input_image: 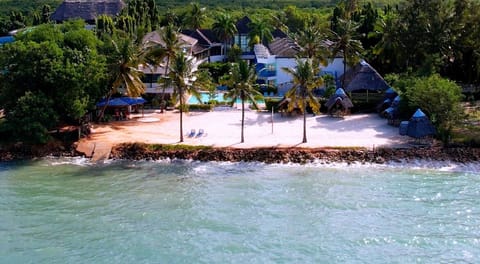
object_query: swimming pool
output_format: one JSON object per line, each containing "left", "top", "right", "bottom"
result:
{"left": 188, "top": 92, "right": 265, "bottom": 105}
{"left": 188, "top": 92, "right": 227, "bottom": 104}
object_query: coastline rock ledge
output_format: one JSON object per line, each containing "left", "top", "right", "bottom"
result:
{"left": 109, "top": 143, "right": 480, "bottom": 164}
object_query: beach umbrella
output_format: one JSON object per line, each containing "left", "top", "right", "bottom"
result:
{"left": 96, "top": 97, "right": 146, "bottom": 107}
{"left": 406, "top": 108, "right": 436, "bottom": 138}
{"left": 96, "top": 97, "right": 131, "bottom": 107}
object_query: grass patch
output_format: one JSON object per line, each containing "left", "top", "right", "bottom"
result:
{"left": 146, "top": 144, "right": 213, "bottom": 151}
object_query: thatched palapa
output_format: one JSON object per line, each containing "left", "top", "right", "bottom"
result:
{"left": 341, "top": 60, "right": 390, "bottom": 92}
{"left": 325, "top": 88, "right": 354, "bottom": 116}
{"left": 51, "top": 0, "right": 126, "bottom": 24}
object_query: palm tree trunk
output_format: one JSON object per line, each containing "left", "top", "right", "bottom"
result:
{"left": 161, "top": 58, "right": 170, "bottom": 113}
{"left": 302, "top": 97, "right": 307, "bottom": 143}
{"left": 342, "top": 50, "right": 347, "bottom": 89}
{"left": 179, "top": 87, "right": 184, "bottom": 142}
{"left": 241, "top": 97, "right": 245, "bottom": 143}
{"left": 97, "top": 90, "right": 113, "bottom": 121}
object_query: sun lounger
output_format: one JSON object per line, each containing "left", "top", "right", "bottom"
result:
{"left": 187, "top": 129, "right": 196, "bottom": 137}
{"left": 196, "top": 129, "right": 205, "bottom": 137}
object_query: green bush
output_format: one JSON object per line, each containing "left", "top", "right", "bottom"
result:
{"left": 188, "top": 104, "right": 213, "bottom": 111}
{"left": 265, "top": 98, "right": 282, "bottom": 112}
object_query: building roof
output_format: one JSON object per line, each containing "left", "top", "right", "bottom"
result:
{"left": 236, "top": 16, "right": 252, "bottom": 34}
{"left": 143, "top": 30, "right": 198, "bottom": 48}
{"left": 51, "top": 0, "right": 126, "bottom": 23}
{"left": 268, "top": 37, "right": 300, "bottom": 57}
{"left": 341, "top": 60, "right": 390, "bottom": 92}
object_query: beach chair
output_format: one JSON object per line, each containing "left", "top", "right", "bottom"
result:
{"left": 187, "top": 129, "right": 196, "bottom": 138}
{"left": 196, "top": 129, "right": 205, "bottom": 137}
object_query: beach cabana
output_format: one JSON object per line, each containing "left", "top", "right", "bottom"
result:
{"left": 340, "top": 60, "right": 390, "bottom": 103}
{"left": 96, "top": 97, "right": 146, "bottom": 120}
{"left": 325, "top": 88, "right": 354, "bottom": 117}
{"left": 406, "top": 108, "right": 436, "bottom": 139}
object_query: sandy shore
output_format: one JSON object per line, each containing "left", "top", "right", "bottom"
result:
{"left": 82, "top": 109, "right": 409, "bottom": 149}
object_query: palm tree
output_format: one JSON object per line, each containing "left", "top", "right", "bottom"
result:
{"left": 248, "top": 17, "right": 274, "bottom": 45}
{"left": 224, "top": 60, "right": 262, "bottom": 143}
{"left": 183, "top": 2, "right": 207, "bottom": 30}
{"left": 368, "top": 13, "right": 401, "bottom": 71}
{"left": 282, "top": 58, "right": 323, "bottom": 143}
{"left": 169, "top": 52, "right": 202, "bottom": 142}
{"left": 296, "top": 21, "right": 329, "bottom": 67}
{"left": 150, "top": 24, "right": 181, "bottom": 112}
{"left": 329, "top": 18, "right": 364, "bottom": 88}
{"left": 98, "top": 33, "right": 149, "bottom": 119}
{"left": 212, "top": 12, "right": 237, "bottom": 60}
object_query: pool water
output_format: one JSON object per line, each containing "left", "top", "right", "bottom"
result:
{"left": 188, "top": 92, "right": 264, "bottom": 105}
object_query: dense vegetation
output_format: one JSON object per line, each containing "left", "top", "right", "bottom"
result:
{"left": 1, "top": 0, "right": 479, "bottom": 146}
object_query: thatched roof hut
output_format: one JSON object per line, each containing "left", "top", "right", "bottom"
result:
{"left": 51, "top": 0, "right": 126, "bottom": 24}
{"left": 341, "top": 60, "right": 390, "bottom": 92}
{"left": 325, "top": 88, "right": 354, "bottom": 116}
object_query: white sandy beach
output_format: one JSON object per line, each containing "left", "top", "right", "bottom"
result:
{"left": 82, "top": 109, "right": 409, "bottom": 149}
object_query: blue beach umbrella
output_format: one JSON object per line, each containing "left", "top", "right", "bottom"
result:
{"left": 96, "top": 97, "right": 146, "bottom": 107}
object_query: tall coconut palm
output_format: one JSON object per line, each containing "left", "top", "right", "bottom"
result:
{"left": 169, "top": 52, "right": 202, "bottom": 142}
{"left": 282, "top": 58, "right": 323, "bottom": 143}
{"left": 297, "top": 21, "right": 330, "bottom": 67}
{"left": 151, "top": 24, "right": 181, "bottom": 112}
{"left": 329, "top": 18, "right": 364, "bottom": 88}
{"left": 212, "top": 12, "right": 237, "bottom": 59}
{"left": 248, "top": 17, "right": 274, "bottom": 45}
{"left": 224, "top": 60, "right": 262, "bottom": 143}
{"left": 183, "top": 2, "right": 207, "bottom": 30}
{"left": 98, "top": 33, "right": 149, "bottom": 119}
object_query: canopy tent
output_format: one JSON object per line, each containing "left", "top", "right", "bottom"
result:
{"left": 406, "top": 109, "right": 436, "bottom": 138}
{"left": 325, "top": 88, "right": 354, "bottom": 116}
{"left": 96, "top": 97, "right": 146, "bottom": 107}
{"left": 340, "top": 60, "right": 390, "bottom": 92}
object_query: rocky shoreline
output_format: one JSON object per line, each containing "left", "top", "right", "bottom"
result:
{"left": 109, "top": 143, "right": 480, "bottom": 164}
{"left": 1, "top": 142, "right": 480, "bottom": 164}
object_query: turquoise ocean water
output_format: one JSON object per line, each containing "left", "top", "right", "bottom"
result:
{"left": 1, "top": 158, "right": 479, "bottom": 263}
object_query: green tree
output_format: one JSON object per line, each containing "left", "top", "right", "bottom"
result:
{"left": 212, "top": 12, "right": 237, "bottom": 59}
{"left": 122, "top": 0, "right": 160, "bottom": 33}
{"left": 282, "top": 58, "right": 323, "bottom": 143}
{"left": 183, "top": 2, "right": 207, "bottom": 30}
{"left": 405, "top": 74, "right": 464, "bottom": 143}
{"left": 329, "top": 18, "right": 364, "bottom": 88}
{"left": 368, "top": 12, "right": 401, "bottom": 72}
{"left": 0, "top": 23, "right": 107, "bottom": 143}
{"left": 224, "top": 60, "right": 262, "bottom": 143}
{"left": 151, "top": 24, "right": 181, "bottom": 112}
{"left": 3, "top": 91, "right": 58, "bottom": 144}
{"left": 296, "top": 21, "right": 329, "bottom": 67}
{"left": 96, "top": 14, "right": 115, "bottom": 37}
{"left": 169, "top": 53, "right": 202, "bottom": 142}
{"left": 248, "top": 17, "right": 274, "bottom": 45}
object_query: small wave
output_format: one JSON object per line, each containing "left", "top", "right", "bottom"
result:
{"left": 41, "top": 156, "right": 92, "bottom": 167}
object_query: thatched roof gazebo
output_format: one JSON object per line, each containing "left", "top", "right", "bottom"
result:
{"left": 341, "top": 60, "right": 390, "bottom": 92}
{"left": 325, "top": 88, "right": 354, "bottom": 117}
{"left": 51, "top": 0, "right": 126, "bottom": 24}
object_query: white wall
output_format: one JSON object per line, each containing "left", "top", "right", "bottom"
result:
{"left": 275, "top": 58, "right": 297, "bottom": 85}
{"left": 320, "top": 57, "right": 347, "bottom": 78}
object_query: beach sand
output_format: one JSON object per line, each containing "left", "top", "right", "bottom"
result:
{"left": 81, "top": 109, "right": 408, "bottom": 149}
